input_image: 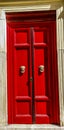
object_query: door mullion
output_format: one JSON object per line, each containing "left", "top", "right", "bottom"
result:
{"left": 31, "top": 27, "right": 35, "bottom": 123}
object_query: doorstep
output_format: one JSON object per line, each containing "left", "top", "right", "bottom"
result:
{"left": 0, "top": 125, "right": 64, "bottom": 130}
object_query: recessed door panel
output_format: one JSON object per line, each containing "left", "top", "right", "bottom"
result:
{"left": 34, "top": 31, "right": 44, "bottom": 43}
{"left": 34, "top": 48, "right": 46, "bottom": 96}
{"left": 15, "top": 28, "right": 29, "bottom": 44}
{"left": 14, "top": 48, "right": 30, "bottom": 96}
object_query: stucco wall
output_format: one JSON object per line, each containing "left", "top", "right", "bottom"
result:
{"left": 0, "top": 0, "right": 64, "bottom": 129}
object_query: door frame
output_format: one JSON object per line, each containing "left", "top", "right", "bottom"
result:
{"left": 6, "top": 11, "right": 60, "bottom": 124}
{"left": 0, "top": 2, "right": 63, "bottom": 126}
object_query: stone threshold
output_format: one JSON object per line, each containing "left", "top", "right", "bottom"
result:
{"left": 0, "top": 124, "right": 64, "bottom": 130}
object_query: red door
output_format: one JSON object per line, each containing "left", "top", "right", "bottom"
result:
{"left": 33, "top": 27, "right": 50, "bottom": 123}
{"left": 7, "top": 11, "right": 60, "bottom": 124}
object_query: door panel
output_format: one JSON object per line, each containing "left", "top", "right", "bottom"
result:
{"left": 34, "top": 31, "right": 44, "bottom": 43}
{"left": 33, "top": 28, "right": 50, "bottom": 123}
{"left": 15, "top": 28, "right": 29, "bottom": 44}
{"left": 34, "top": 48, "right": 46, "bottom": 96}
{"left": 14, "top": 28, "right": 32, "bottom": 123}
{"left": 14, "top": 49, "right": 30, "bottom": 96}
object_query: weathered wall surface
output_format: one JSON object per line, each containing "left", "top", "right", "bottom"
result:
{"left": 0, "top": 0, "right": 64, "bottom": 129}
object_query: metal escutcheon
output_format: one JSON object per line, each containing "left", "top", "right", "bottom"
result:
{"left": 20, "top": 66, "right": 26, "bottom": 74}
{"left": 39, "top": 65, "right": 44, "bottom": 72}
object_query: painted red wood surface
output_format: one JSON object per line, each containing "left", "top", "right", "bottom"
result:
{"left": 33, "top": 27, "right": 49, "bottom": 123}
{"left": 7, "top": 11, "right": 60, "bottom": 124}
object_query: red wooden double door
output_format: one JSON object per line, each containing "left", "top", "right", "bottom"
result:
{"left": 7, "top": 11, "right": 60, "bottom": 124}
